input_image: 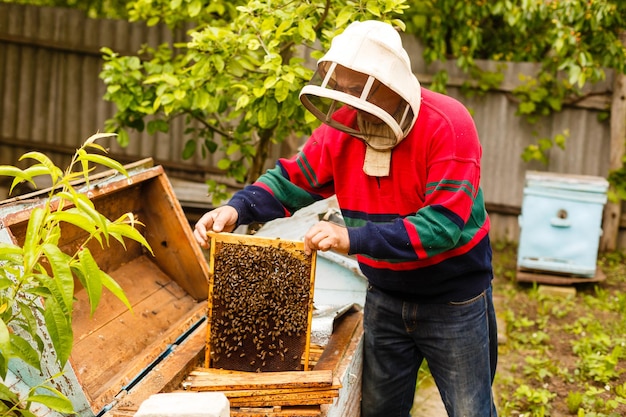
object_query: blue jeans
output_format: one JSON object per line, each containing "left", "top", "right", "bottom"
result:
{"left": 361, "top": 284, "right": 498, "bottom": 417}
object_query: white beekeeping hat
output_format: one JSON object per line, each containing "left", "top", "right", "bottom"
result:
{"left": 300, "top": 20, "right": 422, "bottom": 176}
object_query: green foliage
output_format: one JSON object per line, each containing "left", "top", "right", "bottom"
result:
{"left": 567, "top": 385, "right": 626, "bottom": 416}
{"left": 567, "top": 390, "right": 586, "bottom": 414}
{"left": 607, "top": 166, "right": 626, "bottom": 204}
{"left": 405, "top": 0, "right": 625, "bottom": 105}
{"left": 100, "top": 0, "right": 410, "bottom": 188}
{"left": 569, "top": 317, "right": 626, "bottom": 384}
{"left": 402, "top": 0, "right": 626, "bottom": 165}
{"left": 510, "top": 384, "right": 556, "bottom": 417}
{"left": 521, "top": 129, "right": 569, "bottom": 166}
{"left": 0, "top": 133, "right": 152, "bottom": 415}
{"left": 493, "top": 249, "right": 626, "bottom": 416}
{"left": 522, "top": 356, "right": 556, "bottom": 382}
{"left": 0, "top": 374, "right": 74, "bottom": 416}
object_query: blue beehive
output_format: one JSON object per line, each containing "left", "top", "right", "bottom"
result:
{"left": 517, "top": 171, "right": 609, "bottom": 278}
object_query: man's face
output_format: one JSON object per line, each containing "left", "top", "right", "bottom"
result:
{"left": 299, "top": 60, "right": 415, "bottom": 144}
{"left": 330, "top": 64, "right": 404, "bottom": 124}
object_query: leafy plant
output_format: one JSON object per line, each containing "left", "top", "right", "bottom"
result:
{"left": 403, "top": 0, "right": 625, "bottom": 168}
{"left": 522, "top": 356, "right": 555, "bottom": 382}
{"left": 0, "top": 133, "right": 152, "bottom": 416}
{"left": 521, "top": 130, "right": 569, "bottom": 166}
{"left": 573, "top": 385, "right": 626, "bottom": 416}
{"left": 572, "top": 332, "right": 625, "bottom": 384}
{"left": 491, "top": 243, "right": 626, "bottom": 416}
{"left": 100, "top": 0, "right": 409, "bottom": 191}
{"left": 511, "top": 384, "right": 556, "bottom": 417}
{"left": 567, "top": 390, "right": 584, "bottom": 413}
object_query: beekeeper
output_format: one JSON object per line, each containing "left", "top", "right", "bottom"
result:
{"left": 194, "top": 20, "right": 498, "bottom": 417}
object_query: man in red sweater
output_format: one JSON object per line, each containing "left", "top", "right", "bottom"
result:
{"left": 194, "top": 20, "right": 498, "bottom": 417}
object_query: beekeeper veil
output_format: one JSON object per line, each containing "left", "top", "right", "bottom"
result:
{"left": 299, "top": 20, "right": 421, "bottom": 177}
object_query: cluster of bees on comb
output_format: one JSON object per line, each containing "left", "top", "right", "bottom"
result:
{"left": 210, "top": 242, "right": 312, "bottom": 372}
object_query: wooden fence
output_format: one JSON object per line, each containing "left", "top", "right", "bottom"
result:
{"left": 1, "top": 3, "right": 625, "bottom": 249}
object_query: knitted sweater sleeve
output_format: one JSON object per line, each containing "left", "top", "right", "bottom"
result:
{"left": 226, "top": 128, "right": 337, "bottom": 225}
{"left": 347, "top": 98, "right": 488, "bottom": 263}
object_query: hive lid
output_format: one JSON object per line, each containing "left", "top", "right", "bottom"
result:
{"left": 525, "top": 171, "right": 609, "bottom": 193}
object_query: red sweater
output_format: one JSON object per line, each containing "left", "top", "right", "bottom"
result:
{"left": 229, "top": 88, "right": 493, "bottom": 302}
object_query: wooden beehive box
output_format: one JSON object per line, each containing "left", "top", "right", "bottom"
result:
{"left": 0, "top": 161, "right": 210, "bottom": 417}
{"left": 206, "top": 232, "right": 317, "bottom": 373}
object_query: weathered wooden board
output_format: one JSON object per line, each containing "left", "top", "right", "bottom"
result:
{"left": 106, "top": 321, "right": 208, "bottom": 417}
{"left": 228, "top": 392, "right": 337, "bottom": 407}
{"left": 71, "top": 257, "right": 206, "bottom": 405}
{"left": 319, "top": 310, "right": 363, "bottom": 417}
{"left": 216, "top": 386, "right": 339, "bottom": 399}
{"left": 516, "top": 268, "right": 606, "bottom": 285}
{"left": 187, "top": 369, "right": 333, "bottom": 391}
{"left": 231, "top": 406, "right": 322, "bottom": 417}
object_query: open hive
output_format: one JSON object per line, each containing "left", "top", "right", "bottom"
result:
{"left": 206, "top": 232, "right": 317, "bottom": 372}
{"left": 149, "top": 225, "right": 365, "bottom": 415}
{"left": 0, "top": 162, "right": 212, "bottom": 417}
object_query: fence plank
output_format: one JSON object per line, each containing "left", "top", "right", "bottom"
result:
{"left": 601, "top": 31, "right": 626, "bottom": 251}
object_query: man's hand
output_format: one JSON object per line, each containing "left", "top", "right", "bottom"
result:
{"left": 304, "top": 221, "right": 350, "bottom": 255}
{"left": 193, "top": 206, "right": 239, "bottom": 249}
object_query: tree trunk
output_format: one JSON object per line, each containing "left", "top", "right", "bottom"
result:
{"left": 247, "top": 128, "right": 273, "bottom": 184}
{"left": 600, "top": 30, "right": 626, "bottom": 251}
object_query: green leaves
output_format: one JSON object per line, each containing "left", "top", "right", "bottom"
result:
{"left": 41, "top": 244, "right": 74, "bottom": 314}
{"left": 521, "top": 129, "right": 570, "bottom": 165}
{"left": 75, "top": 248, "right": 104, "bottom": 316}
{"left": 0, "top": 151, "right": 63, "bottom": 195}
{"left": 22, "top": 208, "right": 46, "bottom": 272}
{"left": 101, "top": 0, "right": 408, "bottom": 184}
{"left": 10, "top": 333, "right": 41, "bottom": 371}
{"left": 405, "top": 0, "right": 626, "bottom": 119}
{"left": 0, "top": 320, "right": 11, "bottom": 366}
{"left": 76, "top": 148, "right": 128, "bottom": 180}
{"left": 42, "top": 296, "right": 73, "bottom": 366}
{"left": 0, "top": 136, "right": 153, "bottom": 415}
{"left": 257, "top": 98, "right": 278, "bottom": 129}
{"left": 108, "top": 213, "right": 151, "bottom": 254}
{"left": 27, "top": 392, "right": 74, "bottom": 415}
